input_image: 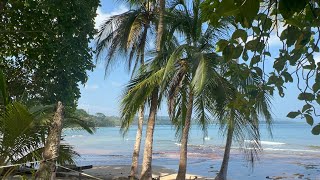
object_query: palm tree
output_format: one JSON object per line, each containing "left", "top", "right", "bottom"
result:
{"left": 95, "top": 1, "right": 158, "bottom": 179}
{"left": 139, "top": 0, "right": 166, "bottom": 178}
{"left": 160, "top": 1, "right": 231, "bottom": 179}
{"left": 214, "top": 62, "right": 273, "bottom": 180}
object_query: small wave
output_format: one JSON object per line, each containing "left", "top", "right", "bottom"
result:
{"left": 204, "top": 136, "right": 211, "bottom": 140}
{"left": 244, "top": 140, "right": 285, "bottom": 145}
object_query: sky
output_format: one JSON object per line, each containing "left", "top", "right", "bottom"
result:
{"left": 77, "top": 0, "right": 320, "bottom": 121}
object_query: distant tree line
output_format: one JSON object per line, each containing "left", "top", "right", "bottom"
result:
{"left": 73, "top": 109, "right": 177, "bottom": 127}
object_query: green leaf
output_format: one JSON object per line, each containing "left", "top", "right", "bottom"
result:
{"left": 263, "top": 51, "right": 271, "bottom": 57}
{"left": 238, "top": 0, "right": 260, "bottom": 27}
{"left": 252, "top": 26, "right": 260, "bottom": 35}
{"left": 262, "top": 18, "right": 272, "bottom": 32}
{"left": 223, "top": 44, "right": 234, "bottom": 61}
{"left": 245, "top": 39, "right": 259, "bottom": 51}
{"left": 302, "top": 103, "right": 312, "bottom": 113}
{"left": 252, "top": 67, "right": 262, "bottom": 77}
{"left": 298, "top": 92, "right": 314, "bottom": 101}
{"left": 279, "top": 0, "right": 307, "bottom": 19}
{"left": 273, "top": 57, "right": 286, "bottom": 72}
{"left": 216, "top": 39, "right": 229, "bottom": 52}
{"left": 232, "top": 45, "right": 243, "bottom": 59}
{"left": 232, "top": 29, "right": 248, "bottom": 42}
{"left": 311, "top": 124, "right": 320, "bottom": 135}
{"left": 287, "top": 111, "right": 300, "bottom": 118}
{"left": 304, "top": 114, "right": 313, "bottom": 126}
{"left": 250, "top": 55, "right": 260, "bottom": 66}
{"left": 242, "top": 50, "right": 249, "bottom": 61}
{"left": 281, "top": 71, "right": 293, "bottom": 82}
{"left": 312, "top": 83, "right": 320, "bottom": 93}
{"left": 216, "top": 0, "right": 239, "bottom": 16}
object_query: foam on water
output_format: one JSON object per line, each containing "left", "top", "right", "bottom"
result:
{"left": 244, "top": 140, "right": 286, "bottom": 145}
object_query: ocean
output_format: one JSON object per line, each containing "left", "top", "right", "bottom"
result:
{"left": 63, "top": 120, "right": 320, "bottom": 179}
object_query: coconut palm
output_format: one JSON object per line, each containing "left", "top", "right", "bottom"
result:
{"left": 214, "top": 62, "right": 273, "bottom": 180}
{"left": 95, "top": 1, "right": 158, "bottom": 178}
{"left": 159, "top": 1, "right": 232, "bottom": 179}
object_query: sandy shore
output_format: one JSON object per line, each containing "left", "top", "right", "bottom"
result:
{"left": 57, "top": 165, "right": 203, "bottom": 180}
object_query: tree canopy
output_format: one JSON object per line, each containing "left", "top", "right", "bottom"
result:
{"left": 201, "top": 0, "right": 320, "bottom": 135}
{"left": 0, "top": 0, "right": 99, "bottom": 108}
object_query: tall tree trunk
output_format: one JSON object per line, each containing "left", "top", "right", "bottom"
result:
{"left": 140, "top": 0, "right": 164, "bottom": 178}
{"left": 214, "top": 124, "right": 234, "bottom": 180}
{"left": 140, "top": 89, "right": 158, "bottom": 180}
{"left": 176, "top": 92, "right": 194, "bottom": 180}
{"left": 156, "top": 0, "right": 165, "bottom": 52}
{"left": 130, "top": 106, "right": 144, "bottom": 180}
{"left": 36, "top": 101, "right": 64, "bottom": 180}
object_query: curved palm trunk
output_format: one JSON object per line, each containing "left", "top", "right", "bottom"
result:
{"left": 36, "top": 101, "right": 64, "bottom": 179}
{"left": 140, "top": 89, "right": 158, "bottom": 180}
{"left": 214, "top": 125, "right": 234, "bottom": 180}
{"left": 130, "top": 106, "right": 144, "bottom": 179}
{"left": 176, "top": 92, "right": 194, "bottom": 180}
{"left": 140, "top": 0, "right": 164, "bottom": 178}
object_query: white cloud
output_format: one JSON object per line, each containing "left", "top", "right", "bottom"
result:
{"left": 84, "top": 84, "right": 99, "bottom": 90}
{"left": 95, "top": 6, "right": 128, "bottom": 29}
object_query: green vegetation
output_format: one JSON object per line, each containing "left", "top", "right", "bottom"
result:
{"left": 200, "top": 0, "right": 320, "bottom": 135}
{"left": 0, "top": 0, "right": 320, "bottom": 179}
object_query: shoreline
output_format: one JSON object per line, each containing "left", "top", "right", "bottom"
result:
{"left": 57, "top": 165, "right": 202, "bottom": 180}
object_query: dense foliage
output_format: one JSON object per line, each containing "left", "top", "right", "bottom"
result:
{"left": 201, "top": 0, "right": 320, "bottom": 135}
{"left": 0, "top": 0, "right": 99, "bottom": 108}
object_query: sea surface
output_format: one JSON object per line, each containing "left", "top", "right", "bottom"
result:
{"left": 63, "top": 120, "right": 320, "bottom": 179}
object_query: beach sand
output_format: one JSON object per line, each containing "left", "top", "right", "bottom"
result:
{"left": 57, "top": 165, "right": 203, "bottom": 180}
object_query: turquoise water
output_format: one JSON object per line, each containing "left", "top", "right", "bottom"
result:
{"left": 63, "top": 121, "right": 320, "bottom": 179}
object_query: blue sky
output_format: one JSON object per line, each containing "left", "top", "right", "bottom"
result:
{"left": 77, "top": 0, "right": 320, "bottom": 121}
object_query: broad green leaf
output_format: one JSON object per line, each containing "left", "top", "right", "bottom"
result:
{"left": 298, "top": 92, "right": 314, "bottom": 101}
{"left": 262, "top": 18, "right": 272, "bottom": 32}
{"left": 279, "top": 0, "right": 307, "bottom": 19}
{"left": 216, "top": 0, "right": 239, "bottom": 16}
{"left": 304, "top": 114, "right": 313, "bottom": 126}
{"left": 302, "top": 103, "right": 312, "bottom": 112}
{"left": 312, "top": 83, "right": 320, "bottom": 92}
{"left": 223, "top": 44, "right": 234, "bottom": 61}
{"left": 250, "top": 55, "right": 260, "bottom": 66}
{"left": 242, "top": 50, "right": 249, "bottom": 61}
{"left": 287, "top": 111, "right": 300, "bottom": 118}
{"left": 232, "top": 45, "right": 243, "bottom": 59}
{"left": 238, "top": 0, "right": 259, "bottom": 27}
{"left": 245, "top": 39, "right": 259, "bottom": 51}
{"left": 281, "top": 72, "right": 293, "bottom": 82}
{"left": 216, "top": 39, "right": 229, "bottom": 52}
{"left": 311, "top": 124, "right": 320, "bottom": 135}
{"left": 232, "top": 29, "right": 247, "bottom": 42}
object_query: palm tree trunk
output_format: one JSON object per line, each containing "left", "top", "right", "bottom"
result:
{"left": 140, "top": 89, "right": 158, "bottom": 180}
{"left": 156, "top": 0, "right": 165, "bottom": 52}
{"left": 36, "top": 101, "right": 64, "bottom": 180}
{"left": 214, "top": 125, "right": 234, "bottom": 180}
{"left": 176, "top": 92, "right": 194, "bottom": 180}
{"left": 130, "top": 106, "right": 144, "bottom": 179}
